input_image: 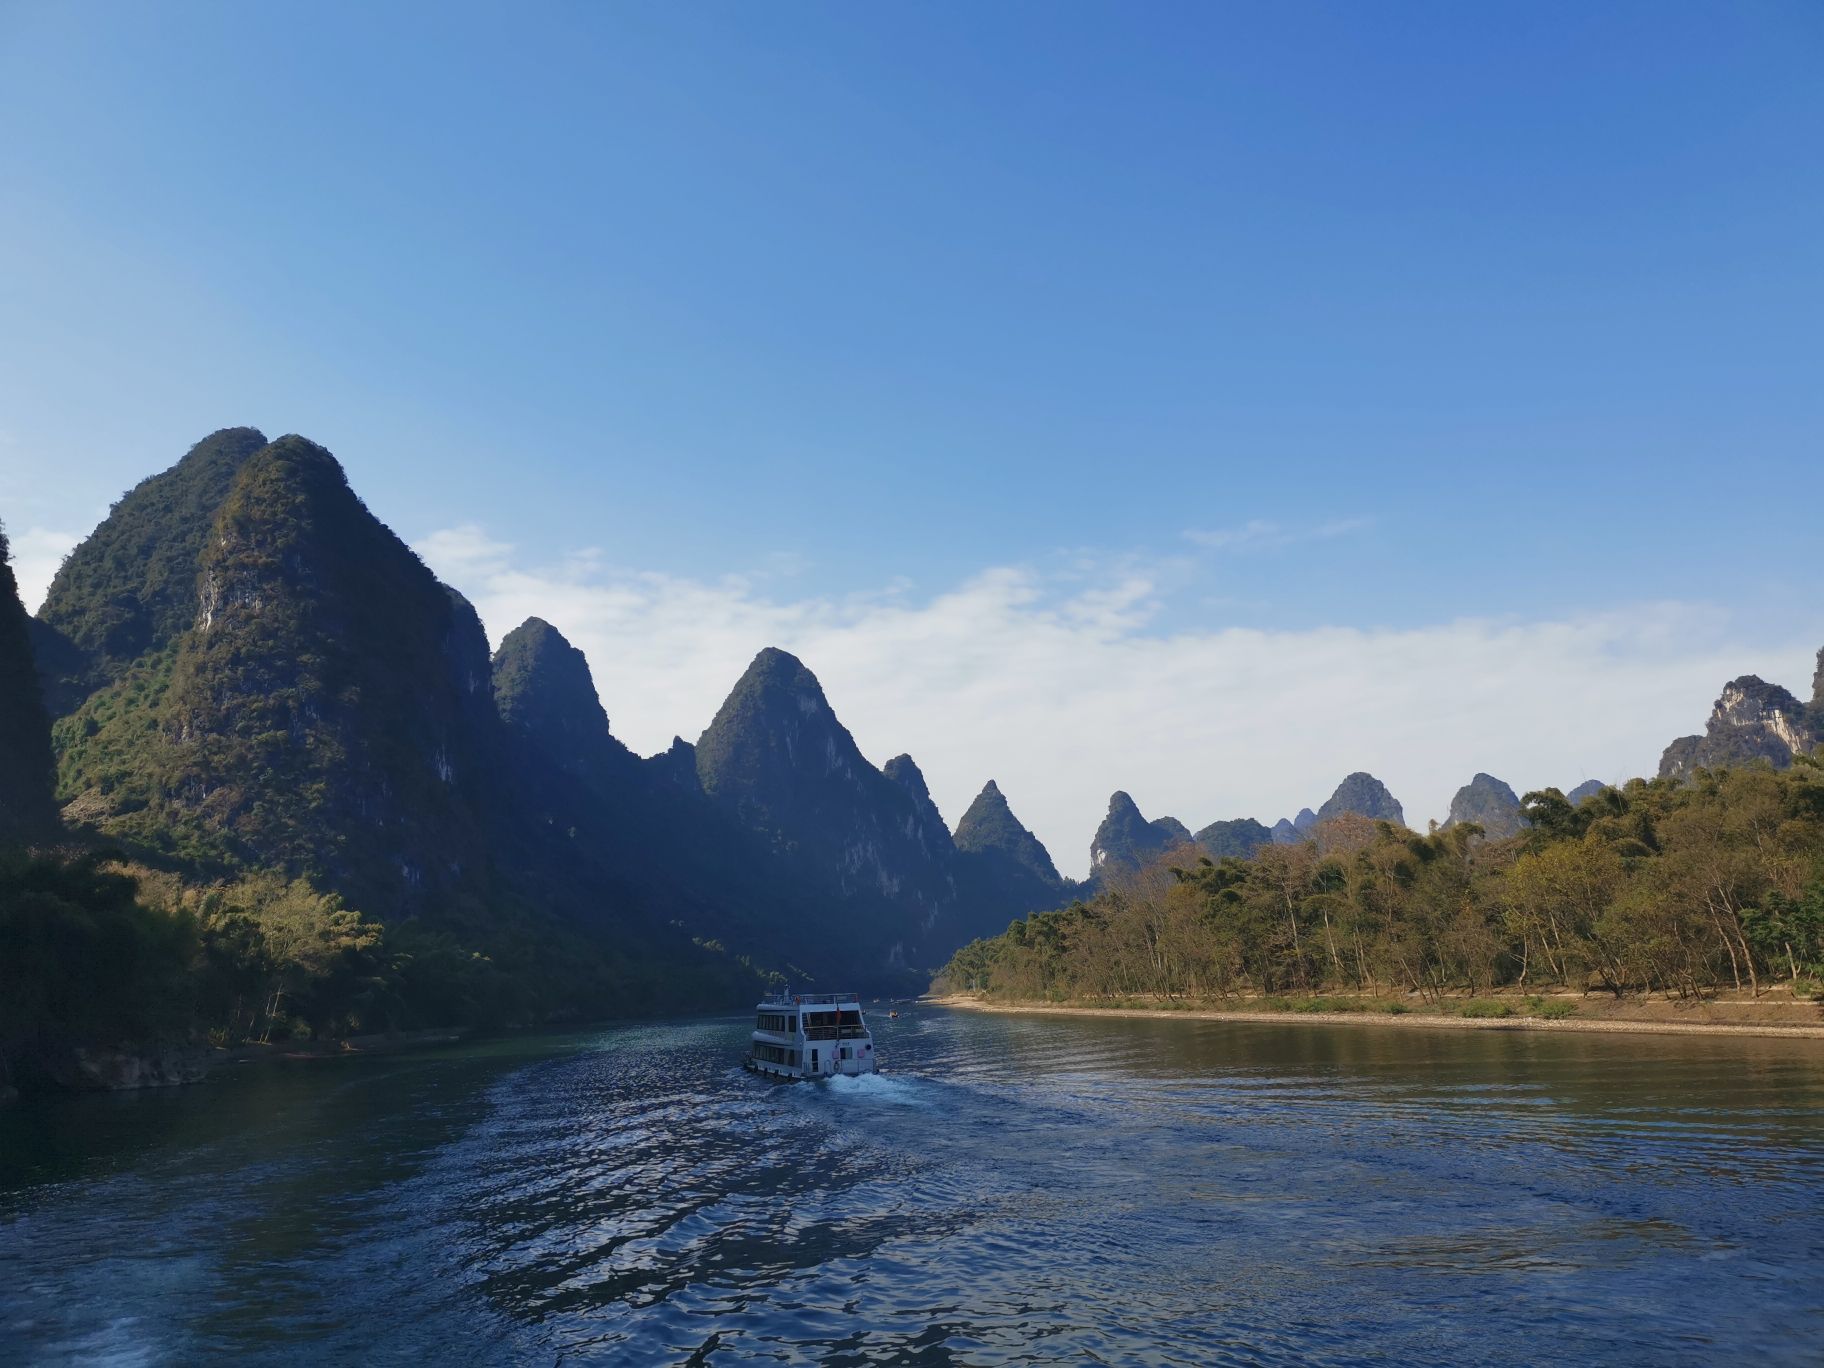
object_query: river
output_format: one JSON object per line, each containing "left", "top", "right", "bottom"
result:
{"left": 3, "top": 1008, "right": 1822, "bottom": 1365}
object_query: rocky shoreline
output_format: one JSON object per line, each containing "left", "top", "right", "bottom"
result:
{"left": 1, "top": 1028, "right": 471, "bottom": 1104}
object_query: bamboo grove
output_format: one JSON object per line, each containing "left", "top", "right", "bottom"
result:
{"left": 934, "top": 759, "right": 1824, "bottom": 1004}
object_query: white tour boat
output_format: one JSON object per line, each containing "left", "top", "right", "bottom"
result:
{"left": 745, "top": 991, "right": 878, "bottom": 1080}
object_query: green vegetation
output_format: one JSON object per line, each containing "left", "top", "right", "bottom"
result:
{"left": 47, "top": 435, "right": 504, "bottom": 910}
{"left": 0, "top": 849, "right": 196, "bottom": 1086}
{"left": 37, "top": 427, "right": 269, "bottom": 685}
{"left": 4, "top": 432, "right": 781, "bottom": 1092}
{"left": 955, "top": 780, "right": 1063, "bottom": 884}
{"left": 936, "top": 762, "right": 1824, "bottom": 1007}
{"left": 0, "top": 843, "right": 767, "bottom": 1091}
{"left": 0, "top": 523, "right": 59, "bottom": 843}
{"left": 1457, "top": 999, "right": 1515, "bottom": 1019}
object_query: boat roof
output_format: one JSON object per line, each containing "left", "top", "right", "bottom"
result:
{"left": 757, "top": 991, "right": 861, "bottom": 1008}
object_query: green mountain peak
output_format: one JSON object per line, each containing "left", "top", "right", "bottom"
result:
{"left": 39, "top": 427, "right": 269, "bottom": 687}
{"left": 955, "top": 779, "right": 1060, "bottom": 886}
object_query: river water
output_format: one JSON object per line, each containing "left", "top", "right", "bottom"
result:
{"left": 3, "top": 1008, "right": 1823, "bottom": 1365}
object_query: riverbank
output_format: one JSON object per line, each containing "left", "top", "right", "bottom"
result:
{"left": 0, "top": 1028, "right": 477, "bottom": 1105}
{"left": 927, "top": 993, "right": 1824, "bottom": 1040}
{"left": 217, "top": 1027, "right": 472, "bottom": 1068}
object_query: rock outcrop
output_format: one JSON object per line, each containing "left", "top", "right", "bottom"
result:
{"left": 884, "top": 754, "right": 957, "bottom": 861}
{"left": 492, "top": 616, "right": 637, "bottom": 784}
{"left": 148, "top": 436, "right": 499, "bottom": 909}
{"left": 955, "top": 779, "right": 1060, "bottom": 886}
{"left": 1316, "top": 772, "right": 1405, "bottom": 827}
{"left": 1442, "top": 773, "right": 1525, "bottom": 839}
{"left": 54, "top": 1042, "right": 212, "bottom": 1092}
{"left": 1090, "top": 791, "right": 1192, "bottom": 877}
{"left": 38, "top": 427, "right": 270, "bottom": 698}
{"left": 645, "top": 736, "right": 704, "bottom": 795}
{"left": 952, "top": 779, "right": 1067, "bottom": 938}
{"left": 1659, "top": 675, "right": 1822, "bottom": 780}
{"left": 1566, "top": 779, "right": 1608, "bottom": 806}
{"left": 0, "top": 524, "right": 59, "bottom": 843}
{"left": 1271, "top": 808, "right": 1320, "bottom": 844}
{"left": 1194, "top": 817, "right": 1274, "bottom": 860}
{"left": 695, "top": 648, "right": 961, "bottom": 962}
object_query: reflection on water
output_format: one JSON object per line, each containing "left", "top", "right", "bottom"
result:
{"left": 3, "top": 1011, "right": 1823, "bottom": 1365}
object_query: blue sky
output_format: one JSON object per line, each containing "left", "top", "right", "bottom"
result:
{"left": 3, "top": 3, "right": 1822, "bottom": 867}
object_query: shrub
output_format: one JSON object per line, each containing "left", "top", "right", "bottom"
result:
{"left": 1459, "top": 999, "right": 1515, "bottom": 1019}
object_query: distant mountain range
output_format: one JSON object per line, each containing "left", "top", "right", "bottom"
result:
{"left": 7, "top": 426, "right": 1823, "bottom": 1000}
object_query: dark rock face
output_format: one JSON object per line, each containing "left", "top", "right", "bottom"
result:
{"left": 1271, "top": 808, "right": 1321, "bottom": 844}
{"left": 1566, "top": 780, "right": 1608, "bottom": 806}
{"left": 1659, "top": 675, "right": 1822, "bottom": 780}
{"left": 1153, "top": 816, "right": 1193, "bottom": 846}
{"left": 1316, "top": 772, "right": 1405, "bottom": 827}
{"left": 695, "top": 648, "right": 960, "bottom": 963}
{"left": 956, "top": 780, "right": 1061, "bottom": 886}
{"left": 492, "top": 616, "right": 635, "bottom": 784}
{"left": 46, "top": 1042, "right": 212, "bottom": 1092}
{"left": 645, "top": 736, "right": 704, "bottom": 795}
{"left": 1194, "top": 817, "right": 1274, "bottom": 860}
{"left": 0, "top": 526, "right": 59, "bottom": 843}
{"left": 1090, "top": 791, "right": 1192, "bottom": 876}
{"left": 952, "top": 779, "right": 1067, "bottom": 940}
{"left": 1443, "top": 773, "right": 1525, "bottom": 839}
{"left": 884, "top": 754, "right": 957, "bottom": 860}
{"left": 152, "top": 437, "right": 500, "bottom": 908}
{"left": 25, "top": 617, "right": 89, "bottom": 719}
{"left": 38, "top": 431, "right": 520, "bottom": 913}
{"left": 38, "top": 427, "right": 269, "bottom": 696}
{"left": 40, "top": 429, "right": 1068, "bottom": 1007}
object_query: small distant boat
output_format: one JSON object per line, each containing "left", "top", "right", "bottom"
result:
{"left": 745, "top": 991, "right": 878, "bottom": 1081}
{"left": 888, "top": 1010, "right": 899, "bottom": 1019}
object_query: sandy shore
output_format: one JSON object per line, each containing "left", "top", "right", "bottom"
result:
{"left": 926, "top": 995, "right": 1824, "bottom": 1041}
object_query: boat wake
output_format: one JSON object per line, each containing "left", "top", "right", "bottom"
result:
{"left": 817, "top": 1071, "right": 931, "bottom": 1107}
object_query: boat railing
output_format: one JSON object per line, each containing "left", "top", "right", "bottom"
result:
{"left": 803, "top": 1026, "right": 871, "bottom": 1041}
{"left": 766, "top": 992, "right": 855, "bottom": 1006}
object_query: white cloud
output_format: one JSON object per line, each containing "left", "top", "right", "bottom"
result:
{"left": 1183, "top": 516, "right": 1371, "bottom": 552}
{"left": 417, "top": 526, "right": 1822, "bottom": 881}
{"left": 414, "top": 523, "right": 514, "bottom": 580}
{"left": 6, "top": 527, "right": 80, "bottom": 615}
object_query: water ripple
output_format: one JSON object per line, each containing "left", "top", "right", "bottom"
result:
{"left": 3, "top": 1011, "right": 1824, "bottom": 1365}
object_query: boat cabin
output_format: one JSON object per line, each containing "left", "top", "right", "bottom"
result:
{"left": 746, "top": 991, "right": 878, "bottom": 1080}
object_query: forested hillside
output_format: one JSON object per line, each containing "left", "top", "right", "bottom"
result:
{"left": 937, "top": 767, "right": 1824, "bottom": 1005}
{"left": 4, "top": 430, "right": 1086, "bottom": 1091}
